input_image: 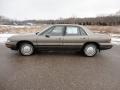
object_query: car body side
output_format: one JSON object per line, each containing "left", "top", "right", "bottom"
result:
{"left": 5, "top": 24, "right": 112, "bottom": 51}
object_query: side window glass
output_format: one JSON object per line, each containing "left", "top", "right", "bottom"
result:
{"left": 79, "top": 27, "right": 87, "bottom": 36}
{"left": 49, "top": 26, "right": 64, "bottom": 36}
{"left": 41, "top": 27, "right": 53, "bottom": 35}
{"left": 66, "top": 27, "right": 79, "bottom": 35}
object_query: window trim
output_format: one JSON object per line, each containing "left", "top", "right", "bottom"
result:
{"left": 40, "top": 25, "right": 88, "bottom": 36}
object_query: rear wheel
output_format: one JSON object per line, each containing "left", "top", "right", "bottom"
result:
{"left": 19, "top": 43, "right": 34, "bottom": 56}
{"left": 83, "top": 44, "right": 98, "bottom": 57}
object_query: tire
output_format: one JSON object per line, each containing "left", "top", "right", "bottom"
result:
{"left": 19, "top": 43, "right": 34, "bottom": 56}
{"left": 83, "top": 44, "right": 98, "bottom": 57}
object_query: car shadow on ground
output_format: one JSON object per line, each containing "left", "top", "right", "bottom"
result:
{"left": 11, "top": 50, "right": 103, "bottom": 58}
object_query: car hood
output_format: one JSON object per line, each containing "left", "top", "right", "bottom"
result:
{"left": 8, "top": 33, "right": 36, "bottom": 41}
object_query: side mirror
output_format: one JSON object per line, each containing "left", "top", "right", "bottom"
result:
{"left": 36, "top": 32, "right": 39, "bottom": 35}
{"left": 45, "top": 34, "right": 50, "bottom": 38}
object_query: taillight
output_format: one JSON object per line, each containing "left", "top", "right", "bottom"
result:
{"left": 107, "top": 34, "right": 111, "bottom": 43}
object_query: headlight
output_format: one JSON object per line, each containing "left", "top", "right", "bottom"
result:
{"left": 7, "top": 39, "right": 11, "bottom": 43}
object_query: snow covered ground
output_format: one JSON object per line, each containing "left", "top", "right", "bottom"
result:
{"left": 111, "top": 34, "right": 120, "bottom": 45}
{"left": 0, "top": 34, "right": 120, "bottom": 45}
{"left": 0, "top": 34, "right": 16, "bottom": 44}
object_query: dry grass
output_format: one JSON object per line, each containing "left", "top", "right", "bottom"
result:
{"left": 0, "top": 25, "right": 120, "bottom": 34}
{"left": 87, "top": 25, "right": 120, "bottom": 34}
{"left": 0, "top": 24, "right": 48, "bottom": 34}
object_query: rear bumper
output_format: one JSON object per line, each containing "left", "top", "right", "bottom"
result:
{"left": 99, "top": 43, "right": 113, "bottom": 50}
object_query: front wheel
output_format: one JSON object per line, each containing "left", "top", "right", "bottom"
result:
{"left": 83, "top": 44, "right": 98, "bottom": 57}
{"left": 19, "top": 43, "right": 34, "bottom": 56}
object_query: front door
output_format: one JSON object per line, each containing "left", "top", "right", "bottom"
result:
{"left": 36, "top": 26, "right": 65, "bottom": 49}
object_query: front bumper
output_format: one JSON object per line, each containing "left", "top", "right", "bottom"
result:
{"left": 99, "top": 43, "right": 113, "bottom": 50}
{"left": 5, "top": 42, "right": 17, "bottom": 50}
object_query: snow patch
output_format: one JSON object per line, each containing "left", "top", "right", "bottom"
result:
{"left": 0, "top": 34, "right": 16, "bottom": 44}
{"left": 111, "top": 38, "right": 120, "bottom": 45}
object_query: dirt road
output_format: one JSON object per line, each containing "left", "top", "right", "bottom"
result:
{"left": 0, "top": 45, "right": 120, "bottom": 90}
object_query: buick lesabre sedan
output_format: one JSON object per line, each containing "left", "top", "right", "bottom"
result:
{"left": 6, "top": 24, "right": 112, "bottom": 57}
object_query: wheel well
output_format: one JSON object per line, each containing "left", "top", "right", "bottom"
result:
{"left": 82, "top": 42, "right": 100, "bottom": 50}
{"left": 16, "top": 41, "right": 34, "bottom": 49}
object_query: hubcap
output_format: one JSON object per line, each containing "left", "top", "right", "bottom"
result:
{"left": 84, "top": 45, "right": 96, "bottom": 56}
{"left": 21, "top": 44, "right": 33, "bottom": 55}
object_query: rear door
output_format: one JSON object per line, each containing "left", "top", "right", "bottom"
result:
{"left": 63, "top": 26, "right": 88, "bottom": 48}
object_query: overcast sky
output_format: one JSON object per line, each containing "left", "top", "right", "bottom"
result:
{"left": 0, "top": 0, "right": 120, "bottom": 20}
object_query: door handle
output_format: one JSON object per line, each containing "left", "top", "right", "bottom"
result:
{"left": 82, "top": 37, "right": 86, "bottom": 39}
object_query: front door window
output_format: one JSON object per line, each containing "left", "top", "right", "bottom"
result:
{"left": 49, "top": 26, "right": 64, "bottom": 36}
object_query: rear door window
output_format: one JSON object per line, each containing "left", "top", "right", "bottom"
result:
{"left": 65, "top": 27, "right": 79, "bottom": 36}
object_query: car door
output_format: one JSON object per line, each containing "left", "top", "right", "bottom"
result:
{"left": 36, "top": 26, "right": 65, "bottom": 48}
{"left": 63, "top": 26, "right": 88, "bottom": 48}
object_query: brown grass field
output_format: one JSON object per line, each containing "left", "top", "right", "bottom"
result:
{"left": 0, "top": 25, "right": 120, "bottom": 34}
